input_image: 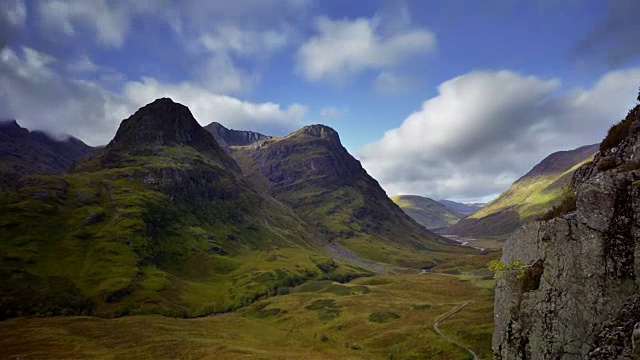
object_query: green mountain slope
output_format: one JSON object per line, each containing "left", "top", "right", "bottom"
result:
{"left": 391, "top": 195, "right": 464, "bottom": 229}
{"left": 445, "top": 144, "right": 598, "bottom": 238}
{"left": 227, "top": 124, "right": 468, "bottom": 268}
{"left": 0, "top": 99, "right": 367, "bottom": 320}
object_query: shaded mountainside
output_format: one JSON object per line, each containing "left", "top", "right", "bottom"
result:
{"left": 493, "top": 104, "right": 640, "bottom": 359}
{"left": 0, "top": 120, "right": 93, "bottom": 183}
{"left": 438, "top": 200, "right": 482, "bottom": 215}
{"left": 204, "top": 121, "right": 272, "bottom": 148}
{"left": 392, "top": 195, "right": 464, "bottom": 230}
{"left": 0, "top": 98, "right": 368, "bottom": 320}
{"left": 230, "top": 124, "right": 467, "bottom": 268}
{"left": 446, "top": 144, "right": 598, "bottom": 238}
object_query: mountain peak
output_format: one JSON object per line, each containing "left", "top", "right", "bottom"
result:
{"left": 100, "top": 98, "right": 238, "bottom": 172}
{"left": 293, "top": 124, "right": 341, "bottom": 145}
{"left": 0, "top": 119, "right": 30, "bottom": 140}
{"left": 108, "top": 98, "right": 223, "bottom": 153}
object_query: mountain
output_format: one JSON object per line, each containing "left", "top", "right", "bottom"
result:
{"left": 438, "top": 200, "right": 482, "bottom": 215}
{"left": 445, "top": 144, "right": 598, "bottom": 238}
{"left": 0, "top": 99, "right": 366, "bottom": 320}
{"left": 493, "top": 104, "right": 640, "bottom": 359}
{"left": 203, "top": 122, "right": 272, "bottom": 147}
{"left": 228, "top": 124, "right": 465, "bottom": 268}
{"left": 0, "top": 119, "right": 93, "bottom": 183}
{"left": 391, "top": 195, "right": 464, "bottom": 229}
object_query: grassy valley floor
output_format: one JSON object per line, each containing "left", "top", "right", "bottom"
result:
{"left": 0, "top": 256, "right": 497, "bottom": 360}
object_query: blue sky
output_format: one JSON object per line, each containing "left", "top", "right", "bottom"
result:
{"left": 1, "top": 0, "right": 640, "bottom": 202}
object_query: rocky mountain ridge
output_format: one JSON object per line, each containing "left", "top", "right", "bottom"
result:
{"left": 493, "top": 104, "right": 640, "bottom": 359}
{"left": 0, "top": 119, "right": 93, "bottom": 181}
{"left": 204, "top": 122, "right": 272, "bottom": 148}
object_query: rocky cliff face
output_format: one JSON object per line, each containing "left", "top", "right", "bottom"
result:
{"left": 204, "top": 122, "right": 272, "bottom": 147}
{"left": 493, "top": 105, "right": 640, "bottom": 359}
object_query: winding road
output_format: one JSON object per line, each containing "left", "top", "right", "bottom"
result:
{"left": 433, "top": 301, "right": 479, "bottom": 360}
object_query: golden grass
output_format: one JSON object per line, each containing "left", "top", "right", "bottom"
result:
{"left": 0, "top": 269, "right": 496, "bottom": 360}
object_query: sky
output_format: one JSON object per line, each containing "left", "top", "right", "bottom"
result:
{"left": 2, "top": 0, "right": 640, "bottom": 202}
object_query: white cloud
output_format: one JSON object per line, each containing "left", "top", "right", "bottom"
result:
{"left": 0, "top": 46, "right": 126, "bottom": 145}
{"left": 67, "top": 55, "right": 99, "bottom": 73}
{"left": 0, "top": 46, "right": 308, "bottom": 146}
{"left": 0, "top": 0, "right": 27, "bottom": 49}
{"left": 319, "top": 106, "right": 348, "bottom": 122}
{"left": 297, "top": 16, "right": 435, "bottom": 82}
{"left": 123, "top": 78, "right": 306, "bottom": 136}
{"left": 360, "top": 69, "right": 640, "bottom": 201}
{"left": 37, "top": 0, "right": 157, "bottom": 48}
{"left": 34, "top": 1, "right": 310, "bottom": 94}
{"left": 3, "top": 0, "right": 26, "bottom": 28}
{"left": 193, "top": 24, "right": 293, "bottom": 93}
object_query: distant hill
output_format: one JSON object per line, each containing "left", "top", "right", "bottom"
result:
{"left": 438, "top": 200, "right": 482, "bottom": 215}
{"left": 445, "top": 144, "right": 598, "bottom": 238}
{"left": 0, "top": 120, "right": 93, "bottom": 184}
{"left": 228, "top": 124, "right": 466, "bottom": 268}
{"left": 392, "top": 195, "right": 464, "bottom": 229}
{"left": 203, "top": 122, "right": 272, "bottom": 147}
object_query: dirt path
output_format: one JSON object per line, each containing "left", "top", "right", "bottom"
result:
{"left": 433, "top": 301, "right": 479, "bottom": 360}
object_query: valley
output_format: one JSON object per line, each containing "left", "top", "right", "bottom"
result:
{"left": 3, "top": 94, "right": 637, "bottom": 360}
{"left": 0, "top": 99, "right": 498, "bottom": 360}
{"left": 0, "top": 269, "right": 496, "bottom": 360}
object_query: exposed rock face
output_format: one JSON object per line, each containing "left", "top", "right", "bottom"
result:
{"left": 493, "top": 106, "right": 640, "bottom": 359}
{"left": 204, "top": 122, "right": 272, "bottom": 147}
{"left": 0, "top": 119, "right": 93, "bottom": 179}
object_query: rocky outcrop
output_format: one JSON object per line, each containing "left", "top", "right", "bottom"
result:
{"left": 493, "top": 105, "right": 640, "bottom": 359}
{"left": 204, "top": 122, "right": 272, "bottom": 147}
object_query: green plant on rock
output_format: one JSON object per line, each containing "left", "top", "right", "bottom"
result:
{"left": 488, "top": 260, "right": 526, "bottom": 279}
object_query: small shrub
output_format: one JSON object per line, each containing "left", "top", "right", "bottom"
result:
{"left": 488, "top": 260, "right": 526, "bottom": 279}
{"left": 597, "top": 156, "right": 617, "bottom": 171}
{"left": 320, "top": 334, "right": 329, "bottom": 342}
{"left": 349, "top": 343, "right": 362, "bottom": 350}
{"left": 369, "top": 311, "right": 400, "bottom": 323}
{"left": 600, "top": 113, "right": 634, "bottom": 151}
{"left": 620, "top": 161, "right": 640, "bottom": 172}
